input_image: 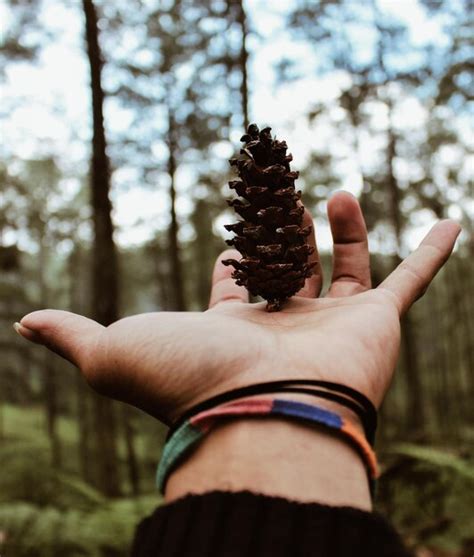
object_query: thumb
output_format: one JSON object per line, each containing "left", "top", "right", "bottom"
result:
{"left": 15, "top": 309, "right": 105, "bottom": 368}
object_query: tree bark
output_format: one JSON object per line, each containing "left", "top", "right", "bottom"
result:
{"left": 387, "top": 130, "right": 403, "bottom": 245}
{"left": 37, "top": 229, "right": 61, "bottom": 468}
{"left": 44, "top": 355, "right": 61, "bottom": 468}
{"left": 148, "top": 239, "right": 172, "bottom": 310}
{"left": 386, "top": 124, "right": 425, "bottom": 433}
{"left": 68, "top": 245, "right": 93, "bottom": 482}
{"left": 83, "top": 0, "right": 121, "bottom": 497}
{"left": 122, "top": 406, "right": 140, "bottom": 496}
{"left": 236, "top": 0, "right": 250, "bottom": 129}
{"left": 166, "top": 108, "right": 186, "bottom": 311}
{"left": 76, "top": 370, "right": 93, "bottom": 482}
{"left": 192, "top": 198, "right": 214, "bottom": 309}
{"left": 460, "top": 257, "right": 474, "bottom": 406}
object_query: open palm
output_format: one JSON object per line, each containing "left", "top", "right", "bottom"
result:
{"left": 16, "top": 192, "right": 460, "bottom": 427}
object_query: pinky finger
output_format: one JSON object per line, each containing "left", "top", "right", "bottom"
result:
{"left": 378, "top": 220, "right": 461, "bottom": 315}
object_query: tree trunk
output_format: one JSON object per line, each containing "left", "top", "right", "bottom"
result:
{"left": 386, "top": 124, "right": 425, "bottom": 433}
{"left": 38, "top": 231, "right": 61, "bottom": 468}
{"left": 400, "top": 310, "right": 424, "bottom": 433}
{"left": 166, "top": 108, "right": 186, "bottom": 311}
{"left": 76, "top": 371, "right": 93, "bottom": 482}
{"left": 83, "top": 0, "right": 121, "bottom": 497}
{"left": 236, "top": 0, "right": 250, "bottom": 129}
{"left": 445, "top": 256, "right": 469, "bottom": 439}
{"left": 148, "top": 239, "right": 172, "bottom": 310}
{"left": 44, "top": 355, "right": 61, "bottom": 468}
{"left": 122, "top": 406, "right": 140, "bottom": 496}
{"left": 192, "top": 198, "right": 214, "bottom": 309}
{"left": 68, "top": 245, "right": 93, "bottom": 482}
{"left": 460, "top": 257, "right": 474, "bottom": 411}
{"left": 387, "top": 131, "right": 403, "bottom": 246}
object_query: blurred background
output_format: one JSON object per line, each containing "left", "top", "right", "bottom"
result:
{"left": 0, "top": 0, "right": 473, "bottom": 555}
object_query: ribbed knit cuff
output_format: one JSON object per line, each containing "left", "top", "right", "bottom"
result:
{"left": 131, "top": 490, "right": 411, "bottom": 557}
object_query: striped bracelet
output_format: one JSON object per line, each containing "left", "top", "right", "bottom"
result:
{"left": 156, "top": 397, "right": 378, "bottom": 495}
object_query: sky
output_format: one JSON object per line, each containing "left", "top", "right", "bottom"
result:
{"left": 0, "top": 0, "right": 471, "bottom": 255}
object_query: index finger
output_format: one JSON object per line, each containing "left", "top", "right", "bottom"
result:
{"left": 378, "top": 220, "right": 461, "bottom": 315}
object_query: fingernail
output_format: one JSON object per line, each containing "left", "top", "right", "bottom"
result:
{"left": 13, "top": 322, "right": 39, "bottom": 342}
{"left": 13, "top": 322, "right": 25, "bottom": 336}
{"left": 331, "top": 190, "right": 355, "bottom": 198}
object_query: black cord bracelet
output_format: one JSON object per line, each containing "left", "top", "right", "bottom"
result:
{"left": 167, "top": 379, "right": 377, "bottom": 445}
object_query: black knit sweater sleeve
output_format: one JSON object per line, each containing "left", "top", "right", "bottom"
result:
{"left": 130, "top": 490, "right": 411, "bottom": 557}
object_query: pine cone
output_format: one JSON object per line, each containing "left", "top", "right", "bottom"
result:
{"left": 223, "top": 124, "right": 316, "bottom": 311}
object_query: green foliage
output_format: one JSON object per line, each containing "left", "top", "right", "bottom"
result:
{"left": 377, "top": 444, "right": 474, "bottom": 552}
{"left": 0, "top": 496, "right": 159, "bottom": 557}
{"left": 0, "top": 0, "right": 42, "bottom": 72}
{"left": 1, "top": 404, "right": 79, "bottom": 447}
{"left": 390, "top": 444, "right": 474, "bottom": 480}
{"left": 0, "top": 410, "right": 161, "bottom": 557}
{"left": 0, "top": 441, "right": 105, "bottom": 511}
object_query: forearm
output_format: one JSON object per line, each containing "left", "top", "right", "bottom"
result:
{"left": 165, "top": 416, "right": 372, "bottom": 511}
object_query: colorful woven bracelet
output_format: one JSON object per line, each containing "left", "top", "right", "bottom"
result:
{"left": 166, "top": 379, "right": 377, "bottom": 445}
{"left": 156, "top": 397, "right": 378, "bottom": 496}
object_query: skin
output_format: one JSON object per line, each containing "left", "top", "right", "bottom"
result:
{"left": 14, "top": 192, "right": 461, "bottom": 510}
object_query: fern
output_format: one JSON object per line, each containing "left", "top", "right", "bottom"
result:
{"left": 377, "top": 443, "right": 474, "bottom": 552}
{"left": 0, "top": 497, "right": 159, "bottom": 557}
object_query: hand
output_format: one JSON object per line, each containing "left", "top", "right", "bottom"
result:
{"left": 16, "top": 192, "right": 460, "bottom": 426}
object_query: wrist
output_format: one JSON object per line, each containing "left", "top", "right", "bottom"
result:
{"left": 165, "top": 416, "right": 372, "bottom": 511}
